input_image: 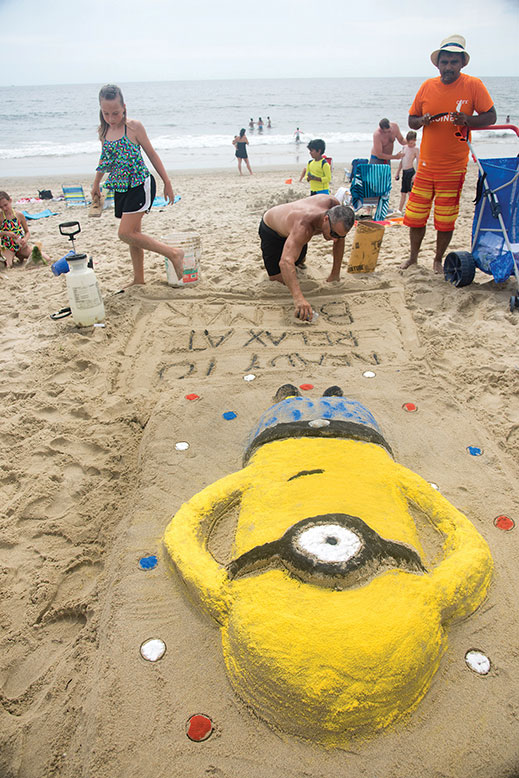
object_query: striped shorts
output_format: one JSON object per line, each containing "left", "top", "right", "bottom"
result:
{"left": 403, "top": 168, "right": 466, "bottom": 232}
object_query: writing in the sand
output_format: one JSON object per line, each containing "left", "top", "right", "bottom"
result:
{"left": 156, "top": 300, "right": 383, "bottom": 379}
{"left": 159, "top": 352, "right": 379, "bottom": 380}
{"left": 185, "top": 328, "right": 359, "bottom": 351}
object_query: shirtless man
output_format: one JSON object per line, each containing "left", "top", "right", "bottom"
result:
{"left": 370, "top": 118, "right": 406, "bottom": 164}
{"left": 258, "top": 195, "right": 354, "bottom": 321}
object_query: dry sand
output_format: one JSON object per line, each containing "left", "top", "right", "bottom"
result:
{"left": 1, "top": 165, "right": 518, "bottom": 778}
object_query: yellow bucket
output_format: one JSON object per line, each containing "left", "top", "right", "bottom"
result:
{"left": 347, "top": 220, "right": 385, "bottom": 274}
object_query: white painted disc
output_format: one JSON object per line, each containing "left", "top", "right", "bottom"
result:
{"left": 295, "top": 524, "right": 362, "bottom": 564}
{"left": 363, "top": 370, "right": 376, "bottom": 378}
{"left": 429, "top": 482, "right": 440, "bottom": 490}
{"left": 465, "top": 650, "right": 491, "bottom": 675}
{"left": 140, "top": 638, "right": 166, "bottom": 662}
{"left": 175, "top": 441, "right": 189, "bottom": 451}
{"left": 308, "top": 418, "right": 330, "bottom": 428}
{"left": 243, "top": 374, "right": 256, "bottom": 382}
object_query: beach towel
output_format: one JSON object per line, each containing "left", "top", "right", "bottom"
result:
{"left": 350, "top": 164, "right": 392, "bottom": 221}
{"left": 62, "top": 185, "right": 89, "bottom": 207}
{"left": 22, "top": 209, "right": 58, "bottom": 220}
{"left": 152, "top": 195, "right": 181, "bottom": 207}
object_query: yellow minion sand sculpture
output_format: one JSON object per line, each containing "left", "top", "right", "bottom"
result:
{"left": 164, "top": 385, "right": 493, "bottom": 745}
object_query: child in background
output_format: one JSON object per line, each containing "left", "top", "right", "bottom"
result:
{"left": 91, "top": 84, "right": 183, "bottom": 286}
{"left": 0, "top": 191, "right": 31, "bottom": 268}
{"left": 299, "top": 139, "right": 332, "bottom": 195}
{"left": 395, "top": 131, "right": 419, "bottom": 214}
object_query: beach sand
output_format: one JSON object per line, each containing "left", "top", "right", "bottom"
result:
{"left": 1, "top": 165, "right": 518, "bottom": 778}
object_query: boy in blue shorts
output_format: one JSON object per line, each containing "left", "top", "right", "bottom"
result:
{"left": 395, "top": 131, "right": 419, "bottom": 214}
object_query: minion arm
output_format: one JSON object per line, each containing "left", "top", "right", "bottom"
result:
{"left": 395, "top": 464, "right": 493, "bottom": 623}
{"left": 163, "top": 469, "right": 249, "bottom": 624}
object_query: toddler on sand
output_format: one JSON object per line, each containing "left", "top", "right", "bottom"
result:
{"left": 395, "top": 131, "right": 419, "bottom": 214}
{"left": 0, "top": 191, "right": 31, "bottom": 268}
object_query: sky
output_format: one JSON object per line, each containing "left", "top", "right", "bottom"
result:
{"left": 1, "top": 0, "right": 518, "bottom": 86}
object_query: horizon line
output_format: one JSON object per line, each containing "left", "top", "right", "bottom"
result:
{"left": 2, "top": 74, "right": 516, "bottom": 89}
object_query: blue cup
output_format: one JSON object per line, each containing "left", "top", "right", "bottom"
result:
{"left": 51, "top": 251, "right": 73, "bottom": 276}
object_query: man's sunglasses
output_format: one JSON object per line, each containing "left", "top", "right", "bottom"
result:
{"left": 330, "top": 226, "right": 346, "bottom": 239}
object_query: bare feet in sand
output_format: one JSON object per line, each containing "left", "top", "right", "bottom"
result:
{"left": 125, "top": 279, "right": 146, "bottom": 288}
{"left": 433, "top": 261, "right": 443, "bottom": 274}
{"left": 400, "top": 258, "right": 417, "bottom": 270}
{"left": 164, "top": 247, "right": 184, "bottom": 281}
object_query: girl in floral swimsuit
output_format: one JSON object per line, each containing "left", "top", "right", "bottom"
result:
{"left": 91, "top": 84, "right": 183, "bottom": 286}
{"left": 0, "top": 191, "right": 31, "bottom": 268}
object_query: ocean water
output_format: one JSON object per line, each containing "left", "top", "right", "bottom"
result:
{"left": 1, "top": 77, "right": 517, "bottom": 178}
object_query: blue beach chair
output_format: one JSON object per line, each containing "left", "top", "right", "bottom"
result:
{"left": 350, "top": 164, "right": 392, "bottom": 221}
{"left": 347, "top": 158, "right": 369, "bottom": 182}
{"left": 62, "top": 185, "right": 89, "bottom": 207}
{"left": 102, "top": 185, "right": 114, "bottom": 210}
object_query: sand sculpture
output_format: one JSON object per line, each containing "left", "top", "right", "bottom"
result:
{"left": 164, "top": 386, "right": 493, "bottom": 745}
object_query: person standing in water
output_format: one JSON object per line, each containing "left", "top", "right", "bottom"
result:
{"left": 232, "top": 128, "right": 253, "bottom": 175}
{"left": 91, "top": 84, "right": 183, "bottom": 286}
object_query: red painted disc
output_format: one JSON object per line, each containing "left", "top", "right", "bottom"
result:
{"left": 402, "top": 402, "right": 417, "bottom": 412}
{"left": 185, "top": 393, "right": 200, "bottom": 401}
{"left": 299, "top": 384, "right": 314, "bottom": 391}
{"left": 186, "top": 714, "right": 213, "bottom": 742}
{"left": 493, "top": 515, "right": 515, "bottom": 531}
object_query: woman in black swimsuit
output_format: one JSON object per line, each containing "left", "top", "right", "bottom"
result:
{"left": 232, "top": 128, "right": 253, "bottom": 176}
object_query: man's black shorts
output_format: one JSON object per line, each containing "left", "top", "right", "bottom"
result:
{"left": 401, "top": 168, "right": 415, "bottom": 194}
{"left": 114, "top": 174, "right": 156, "bottom": 219}
{"left": 258, "top": 218, "right": 308, "bottom": 276}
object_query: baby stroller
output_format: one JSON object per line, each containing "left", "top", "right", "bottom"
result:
{"left": 444, "top": 124, "right": 519, "bottom": 312}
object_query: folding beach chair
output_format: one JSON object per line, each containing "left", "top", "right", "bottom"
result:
{"left": 62, "top": 184, "right": 88, "bottom": 207}
{"left": 102, "top": 184, "right": 114, "bottom": 210}
{"left": 345, "top": 158, "right": 369, "bottom": 182}
{"left": 350, "top": 163, "right": 392, "bottom": 221}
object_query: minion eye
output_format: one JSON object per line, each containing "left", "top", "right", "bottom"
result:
{"left": 293, "top": 524, "right": 362, "bottom": 564}
{"left": 228, "top": 513, "right": 426, "bottom": 588}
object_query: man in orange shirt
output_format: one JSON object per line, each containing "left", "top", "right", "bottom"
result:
{"left": 401, "top": 35, "right": 496, "bottom": 273}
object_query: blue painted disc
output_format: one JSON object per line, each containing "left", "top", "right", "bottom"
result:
{"left": 467, "top": 446, "right": 483, "bottom": 457}
{"left": 139, "top": 555, "right": 158, "bottom": 570}
{"left": 223, "top": 411, "right": 237, "bottom": 420}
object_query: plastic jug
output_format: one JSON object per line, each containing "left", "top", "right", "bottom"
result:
{"left": 66, "top": 253, "right": 105, "bottom": 326}
{"left": 163, "top": 232, "right": 201, "bottom": 286}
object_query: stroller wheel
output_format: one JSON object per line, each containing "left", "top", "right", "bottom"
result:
{"left": 509, "top": 295, "right": 519, "bottom": 313}
{"left": 444, "top": 251, "right": 476, "bottom": 288}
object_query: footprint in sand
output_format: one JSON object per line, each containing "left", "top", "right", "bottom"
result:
{"left": 52, "top": 359, "right": 99, "bottom": 384}
{"left": 1, "top": 611, "right": 86, "bottom": 705}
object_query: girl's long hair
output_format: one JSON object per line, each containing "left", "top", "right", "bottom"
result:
{"left": 239, "top": 128, "right": 246, "bottom": 137}
{"left": 98, "top": 84, "right": 126, "bottom": 140}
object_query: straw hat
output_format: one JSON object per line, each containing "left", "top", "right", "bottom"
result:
{"left": 430, "top": 34, "right": 470, "bottom": 67}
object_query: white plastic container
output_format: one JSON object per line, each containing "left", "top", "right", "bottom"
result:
{"left": 164, "top": 232, "right": 200, "bottom": 287}
{"left": 65, "top": 253, "right": 105, "bottom": 326}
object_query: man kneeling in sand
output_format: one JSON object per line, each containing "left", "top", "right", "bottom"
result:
{"left": 259, "top": 195, "right": 355, "bottom": 321}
